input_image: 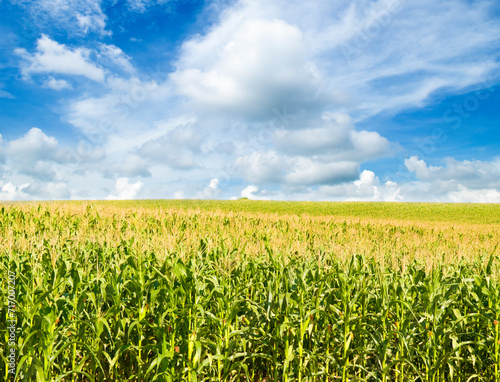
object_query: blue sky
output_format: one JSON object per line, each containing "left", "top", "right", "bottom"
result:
{"left": 0, "top": 0, "right": 499, "bottom": 202}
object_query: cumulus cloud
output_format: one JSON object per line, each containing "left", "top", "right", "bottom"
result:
{"left": 4, "top": 0, "right": 499, "bottom": 202}
{"left": 0, "top": 177, "right": 73, "bottom": 201}
{"left": 405, "top": 156, "right": 500, "bottom": 189}
{"left": 172, "top": 0, "right": 500, "bottom": 121}
{"left": 285, "top": 159, "right": 359, "bottom": 187}
{"left": 0, "top": 181, "right": 29, "bottom": 201}
{"left": 447, "top": 186, "right": 500, "bottom": 203}
{"left": 0, "top": 130, "right": 78, "bottom": 200}
{"left": 197, "top": 178, "right": 220, "bottom": 199}
{"left": 4, "top": 127, "right": 61, "bottom": 180}
{"left": 234, "top": 113, "right": 393, "bottom": 188}
{"left": 235, "top": 150, "right": 359, "bottom": 187}
{"left": 2, "top": 127, "right": 104, "bottom": 178}
{"left": 240, "top": 185, "right": 268, "bottom": 200}
{"left": 162, "top": 0, "right": 499, "bottom": 200}
{"left": 232, "top": 171, "right": 403, "bottom": 202}
{"left": 172, "top": 17, "right": 323, "bottom": 119}
{"left": 274, "top": 112, "right": 392, "bottom": 161}
{"left": 230, "top": 156, "right": 500, "bottom": 202}
{"left": 400, "top": 156, "right": 500, "bottom": 202}
{"left": 107, "top": 178, "right": 144, "bottom": 200}
{"left": 16, "top": 35, "right": 105, "bottom": 82}
{"left": 273, "top": 113, "right": 353, "bottom": 156}
{"left": 317, "top": 170, "right": 403, "bottom": 201}
{"left": 0, "top": 127, "right": 104, "bottom": 190}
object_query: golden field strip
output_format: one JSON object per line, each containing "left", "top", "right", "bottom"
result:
{"left": 1, "top": 201, "right": 500, "bottom": 381}
{"left": 2, "top": 201, "right": 499, "bottom": 270}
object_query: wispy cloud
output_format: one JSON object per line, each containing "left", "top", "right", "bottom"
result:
{"left": 10, "top": 0, "right": 110, "bottom": 36}
{"left": 0, "top": 86, "right": 14, "bottom": 99}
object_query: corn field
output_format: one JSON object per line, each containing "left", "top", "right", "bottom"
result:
{"left": 1, "top": 201, "right": 500, "bottom": 381}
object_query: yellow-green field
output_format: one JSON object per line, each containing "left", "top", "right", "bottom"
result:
{"left": 1, "top": 201, "right": 500, "bottom": 381}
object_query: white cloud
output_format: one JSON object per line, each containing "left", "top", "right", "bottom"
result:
{"left": 285, "top": 159, "right": 359, "bottom": 187}
{"left": 231, "top": 156, "right": 500, "bottom": 202}
{"left": 234, "top": 113, "right": 393, "bottom": 188}
{"left": 241, "top": 185, "right": 258, "bottom": 198}
{"left": 447, "top": 186, "right": 500, "bottom": 203}
{"left": 197, "top": 178, "right": 220, "bottom": 199}
{"left": 16, "top": 35, "right": 105, "bottom": 82}
{"left": 273, "top": 113, "right": 353, "bottom": 156}
{"left": 103, "top": 154, "right": 151, "bottom": 178}
{"left": 172, "top": 17, "right": 322, "bottom": 119}
{"left": 232, "top": 170, "right": 403, "bottom": 202}
{"left": 235, "top": 150, "right": 360, "bottom": 187}
{"left": 0, "top": 178, "right": 72, "bottom": 201}
{"left": 405, "top": 156, "right": 500, "bottom": 189}
{"left": 76, "top": 13, "right": 106, "bottom": 34}
{"left": 43, "top": 77, "right": 72, "bottom": 90}
{"left": 67, "top": 76, "right": 171, "bottom": 134}
{"left": 399, "top": 156, "right": 500, "bottom": 202}
{"left": 173, "top": 190, "right": 185, "bottom": 199}
{"left": 274, "top": 112, "right": 392, "bottom": 161}
{"left": 5, "top": 127, "right": 60, "bottom": 180}
{"left": 160, "top": 0, "right": 500, "bottom": 200}
{"left": 107, "top": 178, "right": 144, "bottom": 200}
{"left": 235, "top": 151, "right": 287, "bottom": 185}
{"left": 240, "top": 184, "right": 268, "bottom": 200}
{"left": 0, "top": 127, "right": 105, "bottom": 190}
{"left": 0, "top": 181, "right": 29, "bottom": 201}
{"left": 24, "top": 182, "right": 71, "bottom": 199}
{"left": 172, "top": 0, "right": 500, "bottom": 121}
{"left": 98, "top": 44, "right": 135, "bottom": 74}
{"left": 5, "top": 0, "right": 498, "bottom": 202}
{"left": 317, "top": 170, "right": 403, "bottom": 201}
{"left": 11, "top": 0, "right": 109, "bottom": 36}
{"left": 127, "top": 0, "right": 154, "bottom": 13}
{"left": 138, "top": 122, "right": 203, "bottom": 170}
{"left": 351, "top": 130, "right": 392, "bottom": 160}
{"left": 126, "top": 0, "right": 177, "bottom": 13}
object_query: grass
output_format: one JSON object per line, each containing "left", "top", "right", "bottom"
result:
{"left": 1, "top": 201, "right": 500, "bottom": 381}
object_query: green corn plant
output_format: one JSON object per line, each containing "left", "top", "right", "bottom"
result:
{"left": 1, "top": 202, "right": 500, "bottom": 381}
